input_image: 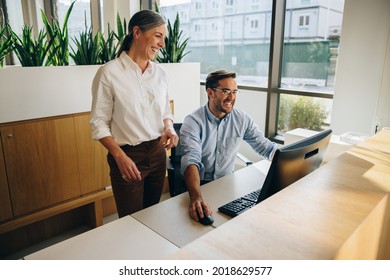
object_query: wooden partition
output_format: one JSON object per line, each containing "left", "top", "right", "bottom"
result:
{"left": 0, "top": 113, "right": 114, "bottom": 257}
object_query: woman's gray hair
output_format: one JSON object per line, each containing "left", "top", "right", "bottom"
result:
{"left": 117, "top": 10, "right": 166, "bottom": 57}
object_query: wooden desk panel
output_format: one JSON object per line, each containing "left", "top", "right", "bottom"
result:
{"left": 169, "top": 131, "right": 390, "bottom": 259}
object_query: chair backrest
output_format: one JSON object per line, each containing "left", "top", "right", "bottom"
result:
{"left": 167, "top": 123, "right": 187, "bottom": 196}
{"left": 170, "top": 123, "right": 182, "bottom": 164}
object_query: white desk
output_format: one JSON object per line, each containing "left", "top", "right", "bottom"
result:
{"left": 169, "top": 131, "right": 390, "bottom": 259}
{"left": 24, "top": 216, "right": 179, "bottom": 260}
{"left": 131, "top": 160, "right": 271, "bottom": 247}
{"left": 23, "top": 160, "right": 270, "bottom": 259}
{"left": 23, "top": 132, "right": 390, "bottom": 259}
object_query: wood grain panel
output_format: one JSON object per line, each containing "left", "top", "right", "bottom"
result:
{"left": 73, "top": 114, "right": 96, "bottom": 194}
{"left": 0, "top": 136, "right": 13, "bottom": 222}
{"left": 1, "top": 118, "right": 81, "bottom": 216}
{"left": 73, "top": 114, "right": 110, "bottom": 194}
{"left": 94, "top": 140, "right": 111, "bottom": 190}
{"left": 53, "top": 118, "right": 81, "bottom": 199}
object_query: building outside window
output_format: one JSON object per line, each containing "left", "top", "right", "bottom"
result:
{"left": 280, "top": 0, "right": 344, "bottom": 134}
{"left": 157, "top": 0, "right": 345, "bottom": 138}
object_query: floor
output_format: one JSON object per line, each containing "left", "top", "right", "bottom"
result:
{"left": 3, "top": 192, "right": 171, "bottom": 260}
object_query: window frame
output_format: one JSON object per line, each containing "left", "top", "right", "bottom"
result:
{"left": 196, "top": 0, "right": 336, "bottom": 143}
{"left": 260, "top": 0, "right": 336, "bottom": 142}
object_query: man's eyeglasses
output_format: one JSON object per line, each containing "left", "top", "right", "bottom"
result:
{"left": 212, "top": 88, "right": 239, "bottom": 95}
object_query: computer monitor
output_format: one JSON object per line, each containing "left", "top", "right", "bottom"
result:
{"left": 256, "top": 129, "right": 332, "bottom": 203}
{"left": 218, "top": 129, "right": 333, "bottom": 217}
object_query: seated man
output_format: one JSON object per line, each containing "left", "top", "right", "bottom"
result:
{"left": 180, "top": 69, "right": 278, "bottom": 223}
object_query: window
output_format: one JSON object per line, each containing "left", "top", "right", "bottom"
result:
{"left": 159, "top": 0, "right": 272, "bottom": 87}
{"left": 2, "top": 0, "right": 23, "bottom": 65}
{"left": 299, "top": 14, "right": 309, "bottom": 26}
{"left": 251, "top": 0, "right": 260, "bottom": 10}
{"left": 157, "top": 0, "right": 345, "bottom": 140}
{"left": 54, "top": 0, "right": 92, "bottom": 45}
{"left": 3, "top": 1, "right": 23, "bottom": 33}
{"left": 279, "top": 0, "right": 344, "bottom": 134}
{"left": 49, "top": 0, "right": 93, "bottom": 64}
{"left": 251, "top": 19, "right": 259, "bottom": 29}
{"left": 226, "top": 0, "right": 234, "bottom": 6}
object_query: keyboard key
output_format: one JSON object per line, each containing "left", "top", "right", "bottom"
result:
{"left": 218, "top": 188, "right": 261, "bottom": 217}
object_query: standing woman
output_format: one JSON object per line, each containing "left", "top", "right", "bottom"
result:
{"left": 90, "top": 10, "right": 178, "bottom": 217}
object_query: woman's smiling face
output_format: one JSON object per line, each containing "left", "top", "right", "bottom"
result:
{"left": 135, "top": 24, "right": 167, "bottom": 61}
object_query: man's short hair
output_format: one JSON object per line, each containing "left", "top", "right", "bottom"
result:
{"left": 205, "top": 69, "right": 236, "bottom": 91}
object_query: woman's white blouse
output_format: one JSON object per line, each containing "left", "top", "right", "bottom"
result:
{"left": 90, "top": 52, "right": 173, "bottom": 146}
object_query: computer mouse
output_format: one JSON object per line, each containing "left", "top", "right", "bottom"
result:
{"left": 197, "top": 208, "right": 214, "bottom": 225}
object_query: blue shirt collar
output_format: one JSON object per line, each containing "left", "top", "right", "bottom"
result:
{"left": 205, "top": 103, "right": 231, "bottom": 124}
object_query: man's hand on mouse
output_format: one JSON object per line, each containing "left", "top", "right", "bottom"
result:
{"left": 189, "top": 198, "right": 211, "bottom": 222}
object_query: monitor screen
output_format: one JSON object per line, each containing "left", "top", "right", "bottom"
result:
{"left": 256, "top": 129, "right": 332, "bottom": 203}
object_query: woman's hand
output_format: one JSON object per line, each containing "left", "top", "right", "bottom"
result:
{"left": 115, "top": 152, "right": 142, "bottom": 181}
{"left": 161, "top": 125, "right": 179, "bottom": 149}
{"left": 99, "top": 136, "right": 142, "bottom": 182}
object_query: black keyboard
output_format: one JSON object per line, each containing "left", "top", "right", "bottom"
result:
{"left": 218, "top": 189, "right": 261, "bottom": 217}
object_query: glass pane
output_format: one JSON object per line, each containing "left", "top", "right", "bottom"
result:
{"left": 3, "top": 0, "right": 23, "bottom": 32}
{"left": 278, "top": 0, "right": 344, "bottom": 135}
{"left": 4, "top": 0, "right": 23, "bottom": 65}
{"left": 54, "top": 0, "right": 91, "bottom": 51}
{"left": 158, "top": 0, "right": 272, "bottom": 87}
{"left": 281, "top": 0, "right": 345, "bottom": 93}
{"left": 278, "top": 94, "right": 331, "bottom": 134}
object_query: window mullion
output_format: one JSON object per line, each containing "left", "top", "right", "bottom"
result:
{"left": 266, "top": 0, "right": 286, "bottom": 139}
{"left": 90, "top": 0, "right": 100, "bottom": 35}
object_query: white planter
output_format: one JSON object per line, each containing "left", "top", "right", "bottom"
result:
{"left": 0, "top": 65, "right": 100, "bottom": 123}
{"left": 0, "top": 63, "right": 200, "bottom": 124}
{"left": 161, "top": 62, "right": 200, "bottom": 123}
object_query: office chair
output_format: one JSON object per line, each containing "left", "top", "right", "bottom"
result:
{"left": 167, "top": 123, "right": 187, "bottom": 197}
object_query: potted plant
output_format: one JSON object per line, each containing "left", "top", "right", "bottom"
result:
{"left": 0, "top": 24, "right": 12, "bottom": 67}
{"left": 40, "top": 1, "right": 75, "bottom": 66}
{"left": 155, "top": 4, "right": 190, "bottom": 63}
{"left": 70, "top": 13, "right": 124, "bottom": 65}
{"left": 114, "top": 13, "right": 127, "bottom": 52}
{"left": 8, "top": 23, "right": 55, "bottom": 66}
{"left": 70, "top": 21, "right": 101, "bottom": 65}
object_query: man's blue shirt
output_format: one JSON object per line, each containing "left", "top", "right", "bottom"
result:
{"left": 180, "top": 104, "right": 277, "bottom": 181}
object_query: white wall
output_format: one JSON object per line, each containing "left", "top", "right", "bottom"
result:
{"left": 331, "top": 0, "right": 390, "bottom": 135}
{"left": 376, "top": 29, "right": 390, "bottom": 130}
